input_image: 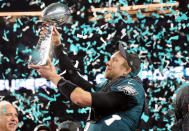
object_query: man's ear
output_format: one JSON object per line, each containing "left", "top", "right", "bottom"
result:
{"left": 123, "top": 67, "right": 131, "bottom": 76}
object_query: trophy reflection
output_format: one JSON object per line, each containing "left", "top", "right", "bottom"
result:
{"left": 28, "top": 3, "right": 70, "bottom": 65}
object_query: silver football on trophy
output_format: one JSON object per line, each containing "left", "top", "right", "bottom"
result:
{"left": 28, "top": 3, "right": 70, "bottom": 66}
{"left": 42, "top": 2, "right": 71, "bottom": 25}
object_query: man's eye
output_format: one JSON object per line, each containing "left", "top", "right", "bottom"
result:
{"left": 6, "top": 113, "right": 12, "bottom": 116}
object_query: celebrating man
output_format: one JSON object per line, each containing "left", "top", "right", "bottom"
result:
{"left": 29, "top": 27, "right": 145, "bottom": 131}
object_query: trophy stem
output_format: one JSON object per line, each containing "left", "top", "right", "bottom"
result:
{"left": 28, "top": 26, "right": 53, "bottom": 65}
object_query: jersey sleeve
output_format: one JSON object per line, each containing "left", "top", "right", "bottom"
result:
{"left": 54, "top": 44, "right": 95, "bottom": 92}
{"left": 110, "top": 79, "right": 139, "bottom": 96}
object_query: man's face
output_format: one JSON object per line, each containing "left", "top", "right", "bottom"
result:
{"left": 105, "top": 52, "right": 130, "bottom": 80}
{"left": 0, "top": 104, "right": 18, "bottom": 131}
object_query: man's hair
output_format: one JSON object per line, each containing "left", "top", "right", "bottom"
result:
{"left": 57, "top": 120, "right": 80, "bottom": 131}
{"left": 0, "top": 101, "right": 11, "bottom": 105}
{"left": 34, "top": 124, "right": 51, "bottom": 131}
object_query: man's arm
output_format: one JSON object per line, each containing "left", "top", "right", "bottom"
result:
{"left": 57, "top": 77, "right": 137, "bottom": 111}
{"left": 41, "top": 26, "right": 94, "bottom": 91}
{"left": 70, "top": 87, "right": 92, "bottom": 107}
{"left": 54, "top": 44, "right": 95, "bottom": 91}
{"left": 29, "top": 61, "right": 136, "bottom": 111}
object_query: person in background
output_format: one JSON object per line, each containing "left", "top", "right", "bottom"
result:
{"left": 29, "top": 27, "right": 145, "bottom": 131}
{"left": 57, "top": 120, "right": 81, "bottom": 131}
{"left": 34, "top": 124, "right": 51, "bottom": 131}
{"left": 0, "top": 100, "right": 18, "bottom": 131}
{"left": 172, "top": 83, "right": 189, "bottom": 131}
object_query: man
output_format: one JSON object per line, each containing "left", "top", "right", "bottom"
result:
{"left": 57, "top": 120, "right": 81, "bottom": 131}
{"left": 172, "top": 83, "right": 189, "bottom": 131}
{"left": 29, "top": 27, "right": 145, "bottom": 131}
{"left": 0, "top": 101, "right": 18, "bottom": 131}
{"left": 34, "top": 124, "right": 51, "bottom": 131}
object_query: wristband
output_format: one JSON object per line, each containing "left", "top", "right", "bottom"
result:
{"left": 57, "top": 78, "right": 78, "bottom": 99}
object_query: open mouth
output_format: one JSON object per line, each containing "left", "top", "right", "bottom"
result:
{"left": 9, "top": 123, "right": 17, "bottom": 128}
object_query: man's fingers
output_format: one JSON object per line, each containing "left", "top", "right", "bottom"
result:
{"left": 28, "top": 65, "right": 41, "bottom": 69}
{"left": 42, "top": 27, "right": 48, "bottom": 32}
{"left": 53, "top": 26, "right": 59, "bottom": 35}
{"left": 47, "top": 58, "right": 53, "bottom": 68}
{"left": 39, "top": 27, "right": 48, "bottom": 37}
{"left": 39, "top": 28, "right": 48, "bottom": 38}
{"left": 37, "top": 70, "right": 41, "bottom": 75}
{"left": 39, "top": 31, "right": 45, "bottom": 36}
